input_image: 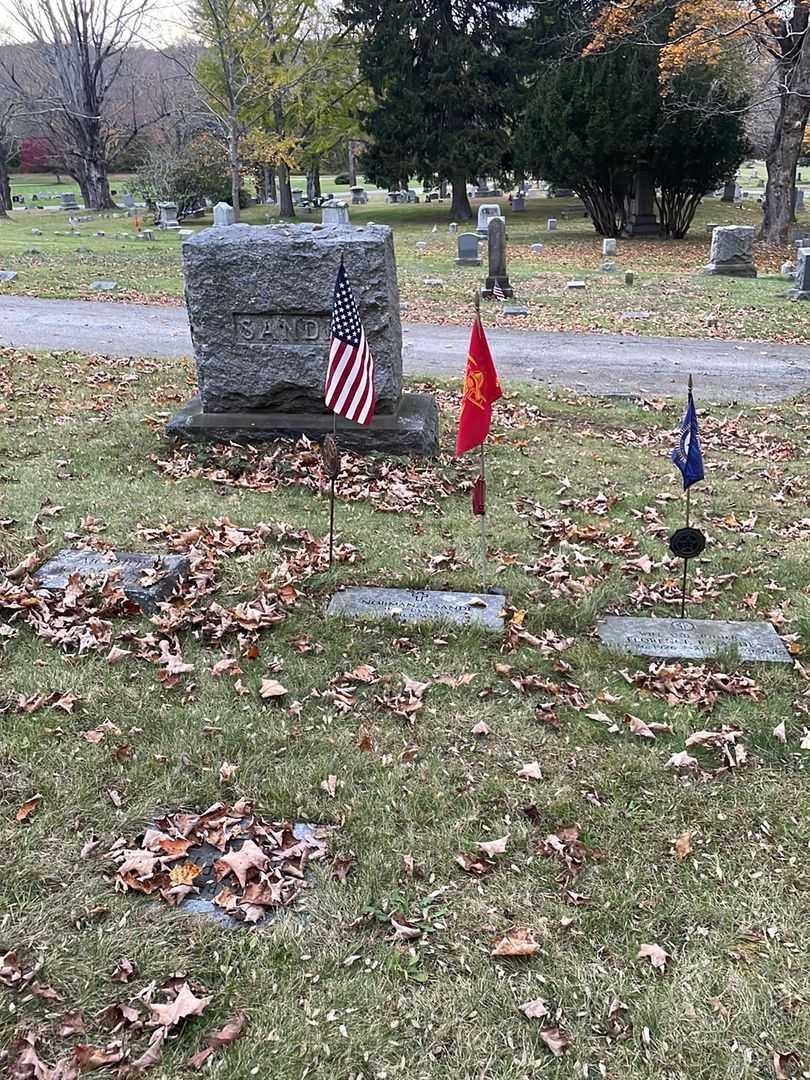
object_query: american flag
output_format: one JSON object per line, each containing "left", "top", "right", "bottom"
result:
{"left": 493, "top": 279, "right": 506, "bottom": 301}
{"left": 324, "top": 261, "right": 376, "bottom": 426}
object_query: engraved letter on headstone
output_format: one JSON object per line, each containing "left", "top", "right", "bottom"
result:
{"left": 328, "top": 587, "right": 505, "bottom": 632}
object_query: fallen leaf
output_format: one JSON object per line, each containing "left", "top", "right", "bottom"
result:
{"left": 638, "top": 942, "right": 670, "bottom": 972}
{"left": 259, "top": 678, "right": 288, "bottom": 700}
{"left": 149, "top": 982, "right": 211, "bottom": 1028}
{"left": 517, "top": 762, "right": 542, "bottom": 780}
{"left": 491, "top": 927, "right": 539, "bottom": 957}
{"left": 773, "top": 720, "right": 787, "bottom": 744}
{"left": 539, "top": 1026, "right": 571, "bottom": 1057}
{"left": 168, "top": 862, "right": 203, "bottom": 886}
{"left": 626, "top": 714, "right": 655, "bottom": 739}
{"left": 15, "top": 794, "right": 42, "bottom": 822}
{"left": 320, "top": 774, "right": 337, "bottom": 798}
{"left": 478, "top": 834, "right": 509, "bottom": 857}
{"left": 214, "top": 839, "right": 269, "bottom": 889}
{"left": 127, "top": 1027, "right": 165, "bottom": 1072}
{"left": 471, "top": 720, "right": 491, "bottom": 736}
{"left": 74, "top": 1042, "right": 125, "bottom": 1069}
{"left": 218, "top": 761, "right": 238, "bottom": 784}
{"left": 58, "top": 1011, "right": 86, "bottom": 1036}
{"left": 518, "top": 997, "right": 549, "bottom": 1019}
{"left": 111, "top": 957, "right": 136, "bottom": 983}
{"left": 188, "top": 1012, "right": 246, "bottom": 1070}
{"left": 674, "top": 831, "right": 692, "bottom": 860}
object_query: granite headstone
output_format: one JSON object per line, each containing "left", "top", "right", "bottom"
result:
{"left": 328, "top": 586, "right": 505, "bottom": 631}
{"left": 598, "top": 616, "right": 791, "bottom": 663}
{"left": 36, "top": 549, "right": 189, "bottom": 613}
{"left": 168, "top": 223, "right": 439, "bottom": 455}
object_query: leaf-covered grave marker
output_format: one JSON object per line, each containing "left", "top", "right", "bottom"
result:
{"left": 111, "top": 800, "right": 330, "bottom": 926}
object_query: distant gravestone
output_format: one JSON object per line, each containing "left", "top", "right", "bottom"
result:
{"left": 90, "top": 280, "right": 117, "bottom": 291}
{"left": 512, "top": 193, "right": 526, "bottom": 212}
{"left": 168, "top": 222, "right": 438, "bottom": 456}
{"left": 603, "top": 238, "right": 617, "bottom": 256}
{"left": 122, "top": 193, "right": 135, "bottom": 209}
{"left": 328, "top": 586, "right": 505, "bottom": 631}
{"left": 36, "top": 550, "right": 189, "bottom": 613}
{"left": 456, "top": 233, "right": 481, "bottom": 266}
{"left": 624, "top": 271, "right": 635, "bottom": 285}
{"left": 503, "top": 303, "right": 528, "bottom": 317}
{"left": 213, "top": 202, "right": 235, "bottom": 226}
{"left": 60, "top": 192, "right": 80, "bottom": 210}
{"left": 704, "top": 226, "right": 757, "bottom": 278}
{"left": 448, "top": 222, "right": 458, "bottom": 235}
{"left": 530, "top": 243, "right": 544, "bottom": 253}
{"left": 790, "top": 247, "right": 810, "bottom": 300}
{"left": 567, "top": 279, "right": 586, "bottom": 289}
{"left": 547, "top": 218, "right": 557, "bottom": 231}
{"left": 350, "top": 186, "right": 368, "bottom": 205}
{"left": 321, "top": 203, "right": 350, "bottom": 226}
{"left": 625, "top": 168, "right": 660, "bottom": 235}
{"left": 158, "top": 201, "right": 180, "bottom": 229}
{"left": 598, "top": 616, "right": 791, "bottom": 664}
{"left": 477, "top": 203, "right": 503, "bottom": 236}
{"left": 483, "top": 217, "right": 514, "bottom": 298}
{"left": 795, "top": 188, "right": 805, "bottom": 213}
{"left": 721, "top": 181, "right": 737, "bottom": 202}
{"left": 0, "top": 271, "right": 17, "bottom": 283}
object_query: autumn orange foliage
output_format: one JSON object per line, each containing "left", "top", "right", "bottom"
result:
{"left": 586, "top": 0, "right": 759, "bottom": 85}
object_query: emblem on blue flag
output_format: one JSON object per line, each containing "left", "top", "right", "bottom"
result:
{"left": 672, "top": 378, "right": 704, "bottom": 491}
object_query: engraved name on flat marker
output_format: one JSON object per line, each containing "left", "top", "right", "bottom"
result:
{"left": 328, "top": 587, "right": 505, "bottom": 632}
{"left": 598, "top": 616, "right": 791, "bottom": 664}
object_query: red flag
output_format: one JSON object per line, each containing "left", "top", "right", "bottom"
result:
{"left": 455, "top": 316, "right": 503, "bottom": 457}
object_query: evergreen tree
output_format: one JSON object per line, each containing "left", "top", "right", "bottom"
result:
{"left": 340, "top": 0, "right": 525, "bottom": 221}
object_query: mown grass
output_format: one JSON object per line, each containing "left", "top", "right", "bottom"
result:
{"left": 3, "top": 177, "right": 810, "bottom": 343}
{"left": 0, "top": 346, "right": 809, "bottom": 1077}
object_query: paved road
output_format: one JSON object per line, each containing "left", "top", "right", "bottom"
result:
{"left": 1, "top": 294, "right": 808, "bottom": 401}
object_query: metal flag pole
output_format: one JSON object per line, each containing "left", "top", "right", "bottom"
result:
{"left": 679, "top": 375, "right": 694, "bottom": 619}
{"left": 474, "top": 290, "right": 487, "bottom": 592}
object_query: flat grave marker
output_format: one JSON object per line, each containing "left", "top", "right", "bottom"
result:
{"left": 328, "top": 586, "right": 505, "bottom": 632}
{"left": 36, "top": 549, "right": 189, "bottom": 612}
{"left": 598, "top": 615, "right": 791, "bottom": 664}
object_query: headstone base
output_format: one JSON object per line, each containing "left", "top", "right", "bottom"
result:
{"left": 624, "top": 215, "right": 659, "bottom": 236}
{"left": 703, "top": 262, "right": 758, "bottom": 278}
{"left": 328, "top": 586, "right": 505, "bottom": 631}
{"left": 598, "top": 616, "right": 791, "bottom": 663}
{"left": 482, "top": 276, "right": 514, "bottom": 299}
{"left": 36, "top": 550, "right": 189, "bottom": 612}
{"left": 167, "top": 392, "right": 440, "bottom": 457}
{"left": 456, "top": 257, "right": 482, "bottom": 267}
{"left": 789, "top": 288, "right": 810, "bottom": 300}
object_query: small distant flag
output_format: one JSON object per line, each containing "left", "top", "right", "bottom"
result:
{"left": 455, "top": 312, "right": 503, "bottom": 457}
{"left": 672, "top": 377, "right": 704, "bottom": 490}
{"left": 325, "top": 260, "right": 376, "bottom": 426}
{"left": 492, "top": 279, "right": 506, "bottom": 301}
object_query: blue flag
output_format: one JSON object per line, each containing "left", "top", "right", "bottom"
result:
{"left": 672, "top": 386, "right": 704, "bottom": 490}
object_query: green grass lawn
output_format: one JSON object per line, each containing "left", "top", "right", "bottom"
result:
{"left": 1, "top": 346, "right": 809, "bottom": 1077}
{"left": 3, "top": 171, "right": 810, "bottom": 343}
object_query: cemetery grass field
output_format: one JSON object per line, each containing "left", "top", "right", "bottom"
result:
{"left": 3, "top": 169, "right": 810, "bottom": 344}
{"left": 1, "top": 345, "right": 810, "bottom": 1077}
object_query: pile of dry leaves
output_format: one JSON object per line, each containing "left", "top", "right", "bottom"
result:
{"left": 624, "top": 663, "right": 763, "bottom": 711}
{"left": 156, "top": 437, "right": 458, "bottom": 515}
{"left": 112, "top": 801, "right": 328, "bottom": 925}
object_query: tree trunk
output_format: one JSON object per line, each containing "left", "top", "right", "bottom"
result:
{"left": 278, "top": 162, "right": 295, "bottom": 217}
{"left": 228, "top": 119, "right": 241, "bottom": 223}
{"left": 307, "top": 164, "right": 320, "bottom": 202}
{"left": 761, "top": 28, "right": 810, "bottom": 246}
{"left": 450, "top": 171, "right": 471, "bottom": 221}
{"left": 348, "top": 140, "right": 357, "bottom": 186}
{"left": 75, "top": 156, "right": 114, "bottom": 211}
{"left": 0, "top": 154, "right": 9, "bottom": 217}
{"left": 268, "top": 166, "right": 277, "bottom": 202}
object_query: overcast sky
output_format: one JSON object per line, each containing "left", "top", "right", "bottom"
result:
{"left": 0, "top": 0, "right": 194, "bottom": 44}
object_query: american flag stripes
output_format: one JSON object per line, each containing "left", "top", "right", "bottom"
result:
{"left": 324, "top": 261, "right": 376, "bottom": 426}
{"left": 492, "top": 279, "right": 506, "bottom": 301}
